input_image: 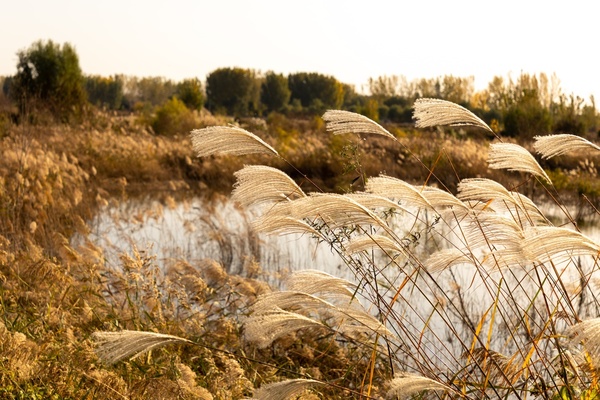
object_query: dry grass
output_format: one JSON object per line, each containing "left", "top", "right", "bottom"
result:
{"left": 141, "top": 102, "right": 600, "bottom": 398}
{"left": 3, "top": 104, "right": 600, "bottom": 398}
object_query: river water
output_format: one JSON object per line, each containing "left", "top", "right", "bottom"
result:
{"left": 79, "top": 194, "right": 600, "bottom": 284}
{"left": 79, "top": 195, "right": 350, "bottom": 286}
{"left": 75, "top": 193, "right": 600, "bottom": 371}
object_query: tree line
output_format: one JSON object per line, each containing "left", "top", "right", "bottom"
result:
{"left": 1, "top": 39, "right": 599, "bottom": 140}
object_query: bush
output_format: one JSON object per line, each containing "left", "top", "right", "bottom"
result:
{"left": 386, "top": 104, "right": 412, "bottom": 123}
{"left": 176, "top": 78, "right": 204, "bottom": 111}
{"left": 151, "top": 97, "right": 198, "bottom": 136}
{"left": 503, "top": 90, "right": 552, "bottom": 140}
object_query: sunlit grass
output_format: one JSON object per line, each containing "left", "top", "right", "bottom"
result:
{"left": 3, "top": 105, "right": 600, "bottom": 398}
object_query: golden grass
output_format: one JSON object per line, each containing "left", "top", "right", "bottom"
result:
{"left": 3, "top": 105, "right": 600, "bottom": 398}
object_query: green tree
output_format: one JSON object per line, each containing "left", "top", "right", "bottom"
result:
{"left": 551, "top": 93, "right": 600, "bottom": 138}
{"left": 440, "top": 75, "right": 474, "bottom": 105}
{"left": 11, "top": 39, "right": 87, "bottom": 119}
{"left": 384, "top": 96, "right": 413, "bottom": 123}
{"left": 260, "top": 72, "right": 290, "bottom": 113}
{"left": 503, "top": 89, "right": 552, "bottom": 139}
{"left": 85, "top": 74, "right": 124, "bottom": 110}
{"left": 368, "top": 75, "right": 409, "bottom": 100}
{"left": 206, "top": 67, "right": 260, "bottom": 117}
{"left": 341, "top": 83, "right": 360, "bottom": 108}
{"left": 176, "top": 78, "right": 204, "bottom": 111}
{"left": 288, "top": 72, "right": 344, "bottom": 113}
{"left": 133, "top": 76, "right": 176, "bottom": 106}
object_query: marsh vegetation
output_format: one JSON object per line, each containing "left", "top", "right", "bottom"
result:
{"left": 5, "top": 40, "right": 600, "bottom": 399}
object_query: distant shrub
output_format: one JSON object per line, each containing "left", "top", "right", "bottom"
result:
{"left": 386, "top": 104, "right": 413, "bottom": 123}
{"left": 503, "top": 89, "right": 552, "bottom": 139}
{"left": 151, "top": 97, "right": 198, "bottom": 136}
{"left": 176, "top": 78, "right": 204, "bottom": 111}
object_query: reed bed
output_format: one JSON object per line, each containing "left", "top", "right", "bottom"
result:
{"left": 3, "top": 104, "right": 600, "bottom": 398}
{"left": 92, "top": 99, "right": 600, "bottom": 399}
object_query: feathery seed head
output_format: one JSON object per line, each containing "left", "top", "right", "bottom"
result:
{"left": 413, "top": 98, "right": 493, "bottom": 132}
{"left": 488, "top": 143, "right": 551, "bottom": 183}
{"left": 534, "top": 134, "right": 600, "bottom": 159}
{"left": 523, "top": 226, "right": 600, "bottom": 264}
{"left": 345, "top": 234, "right": 408, "bottom": 258}
{"left": 285, "top": 269, "right": 357, "bottom": 299}
{"left": 275, "top": 193, "right": 391, "bottom": 231}
{"left": 190, "top": 125, "right": 278, "bottom": 158}
{"left": 243, "top": 308, "right": 325, "bottom": 348}
{"left": 385, "top": 373, "right": 450, "bottom": 399}
{"left": 564, "top": 318, "right": 600, "bottom": 363}
{"left": 366, "top": 175, "right": 434, "bottom": 210}
{"left": 92, "top": 330, "right": 191, "bottom": 365}
{"left": 253, "top": 378, "right": 324, "bottom": 400}
{"left": 232, "top": 165, "right": 306, "bottom": 208}
{"left": 322, "top": 109, "right": 396, "bottom": 140}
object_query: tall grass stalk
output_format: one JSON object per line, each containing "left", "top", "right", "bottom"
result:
{"left": 92, "top": 98, "right": 600, "bottom": 399}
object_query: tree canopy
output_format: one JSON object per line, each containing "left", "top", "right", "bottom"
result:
{"left": 206, "top": 67, "right": 260, "bottom": 117}
{"left": 12, "top": 40, "right": 87, "bottom": 119}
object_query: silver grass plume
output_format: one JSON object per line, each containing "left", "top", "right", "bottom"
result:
{"left": 426, "top": 244, "right": 525, "bottom": 272}
{"left": 421, "top": 186, "right": 469, "bottom": 211}
{"left": 457, "top": 178, "right": 548, "bottom": 225}
{"left": 534, "top": 134, "right": 600, "bottom": 159}
{"left": 523, "top": 226, "right": 600, "bottom": 264}
{"left": 564, "top": 318, "right": 600, "bottom": 362}
{"left": 251, "top": 291, "right": 356, "bottom": 314}
{"left": 252, "top": 213, "right": 322, "bottom": 236}
{"left": 252, "top": 378, "right": 324, "bottom": 400}
{"left": 425, "top": 249, "right": 474, "bottom": 273}
{"left": 438, "top": 210, "right": 527, "bottom": 270}
{"left": 285, "top": 269, "right": 357, "bottom": 299}
{"left": 385, "top": 373, "right": 450, "bottom": 399}
{"left": 232, "top": 165, "right": 306, "bottom": 208}
{"left": 245, "top": 288, "right": 392, "bottom": 347}
{"left": 457, "top": 178, "right": 516, "bottom": 205}
{"left": 488, "top": 143, "right": 551, "bottom": 184}
{"left": 346, "top": 192, "right": 405, "bottom": 213}
{"left": 322, "top": 109, "right": 396, "bottom": 140}
{"left": 243, "top": 308, "right": 326, "bottom": 348}
{"left": 345, "top": 234, "right": 408, "bottom": 258}
{"left": 413, "top": 98, "right": 493, "bottom": 132}
{"left": 92, "top": 330, "right": 191, "bottom": 365}
{"left": 366, "top": 175, "right": 434, "bottom": 210}
{"left": 190, "top": 126, "right": 278, "bottom": 158}
{"left": 299, "top": 193, "right": 390, "bottom": 229}
{"left": 461, "top": 213, "right": 525, "bottom": 252}
{"left": 260, "top": 193, "right": 391, "bottom": 232}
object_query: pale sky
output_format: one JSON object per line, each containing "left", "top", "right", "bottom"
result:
{"left": 1, "top": 0, "right": 598, "bottom": 100}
